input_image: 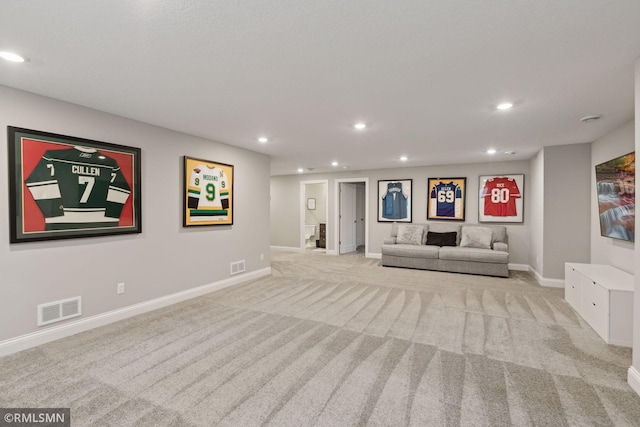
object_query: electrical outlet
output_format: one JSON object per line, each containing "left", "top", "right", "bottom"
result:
{"left": 260, "top": 253, "right": 264, "bottom": 261}
{"left": 117, "top": 283, "right": 125, "bottom": 294}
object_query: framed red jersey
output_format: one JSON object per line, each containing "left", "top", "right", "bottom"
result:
{"left": 479, "top": 174, "right": 524, "bottom": 223}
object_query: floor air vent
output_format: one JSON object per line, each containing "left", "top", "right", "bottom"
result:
{"left": 38, "top": 296, "right": 82, "bottom": 326}
{"left": 230, "top": 260, "right": 246, "bottom": 275}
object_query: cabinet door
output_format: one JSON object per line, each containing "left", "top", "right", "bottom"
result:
{"left": 581, "top": 278, "right": 610, "bottom": 340}
{"left": 564, "top": 265, "right": 581, "bottom": 312}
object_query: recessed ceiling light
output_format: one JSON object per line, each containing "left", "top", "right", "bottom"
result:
{"left": 487, "top": 149, "right": 497, "bottom": 155}
{"left": 258, "top": 136, "right": 269, "bottom": 143}
{"left": 297, "top": 168, "right": 304, "bottom": 173}
{"left": 331, "top": 161, "right": 338, "bottom": 166}
{"left": 400, "top": 156, "right": 408, "bottom": 161}
{"left": 354, "top": 122, "right": 367, "bottom": 130}
{"left": 497, "top": 102, "right": 513, "bottom": 111}
{"left": 0, "top": 51, "right": 26, "bottom": 62}
{"left": 504, "top": 151, "right": 516, "bottom": 155}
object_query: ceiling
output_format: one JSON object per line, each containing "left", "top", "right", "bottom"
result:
{"left": 1, "top": 1, "right": 639, "bottom": 176}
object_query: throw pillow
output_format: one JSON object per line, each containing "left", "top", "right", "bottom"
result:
{"left": 426, "top": 231, "right": 457, "bottom": 246}
{"left": 460, "top": 227, "right": 493, "bottom": 249}
{"left": 396, "top": 224, "right": 424, "bottom": 245}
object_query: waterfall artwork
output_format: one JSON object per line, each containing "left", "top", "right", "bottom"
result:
{"left": 595, "top": 152, "right": 635, "bottom": 242}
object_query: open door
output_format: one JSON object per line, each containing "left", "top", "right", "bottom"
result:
{"left": 339, "top": 183, "right": 357, "bottom": 254}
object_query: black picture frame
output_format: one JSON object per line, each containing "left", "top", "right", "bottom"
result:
{"left": 377, "top": 179, "right": 412, "bottom": 222}
{"left": 183, "top": 156, "right": 234, "bottom": 226}
{"left": 427, "top": 177, "right": 467, "bottom": 221}
{"left": 8, "top": 126, "right": 142, "bottom": 243}
{"left": 595, "top": 154, "right": 634, "bottom": 241}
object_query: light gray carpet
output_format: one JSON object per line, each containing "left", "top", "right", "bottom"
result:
{"left": 1, "top": 249, "right": 639, "bottom": 426}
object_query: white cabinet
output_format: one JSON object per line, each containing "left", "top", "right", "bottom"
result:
{"left": 564, "top": 263, "right": 634, "bottom": 347}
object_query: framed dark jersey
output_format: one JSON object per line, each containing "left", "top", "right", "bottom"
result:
{"left": 378, "top": 179, "right": 412, "bottom": 222}
{"left": 427, "top": 177, "right": 466, "bottom": 221}
{"left": 8, "top": 126, "right": 142, "bottom": 243}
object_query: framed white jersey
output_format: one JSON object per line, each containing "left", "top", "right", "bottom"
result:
{"left": 183, "top": 156, "right": 234, "bottom": 226}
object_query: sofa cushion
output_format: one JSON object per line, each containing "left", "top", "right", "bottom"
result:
{"left": 426, "top": 231, "right": 457, "bottom": 246}
{"left": 462, "top": 224, "right": 507, "bottom": 244}
{"left": 396, "top": 224, "right": 424, "bottom": 245}
{"left": 460, "top": 226, "right": 492, "bottom": 249}
{"left": 381, "top": 244, "right": 440, "bottom": 259}
{"left": 439, "top": 246, "right": 509, "bottom": 264}
{"left": 427, "top": 223, "right": 462, "bottom": 244}
{"left": 392, "top": 222, "right": 430, "bottom": 243}
{"left": 493, "top": 242, "right": 508, "bottom": 252}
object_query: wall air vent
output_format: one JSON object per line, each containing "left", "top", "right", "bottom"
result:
{"left": 230, "top": 260, "right": 246, "bottom": 275}
{"left": 38, "top": 297, "right": 82, "bottom": 326}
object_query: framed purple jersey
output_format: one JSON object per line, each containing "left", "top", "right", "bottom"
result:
{"left": 427, "top": 177, "right": 466, "bottom": 221}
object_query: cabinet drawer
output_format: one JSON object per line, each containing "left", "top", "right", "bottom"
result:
{"left": 581, "top": 277, "right": 610, "bottom": 339}
{"left": 564, "top": 265, "right": 581, "bottom": 310}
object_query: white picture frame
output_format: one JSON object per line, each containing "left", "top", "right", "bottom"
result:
{"left": 478, "top": 174, "right": 524, "bottom": 223}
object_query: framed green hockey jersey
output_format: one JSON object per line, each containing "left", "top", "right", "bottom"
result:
{"left": 8, "top": 127, "right": 142, "bottom": 243}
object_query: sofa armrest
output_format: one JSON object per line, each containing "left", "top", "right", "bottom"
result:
{"left": 383, "top": 237, "right": 397, "bottom": 245}
{"left": 493, "top": 242, "right": 508, "bottom": 252}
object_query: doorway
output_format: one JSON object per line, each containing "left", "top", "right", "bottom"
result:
{"left": 300, "top": 180, "right": 328, "bottom": 251}
{"left": 335, "top": 178, "right": 368, "bottom": 255}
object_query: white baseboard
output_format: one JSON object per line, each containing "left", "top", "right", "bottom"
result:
{"left": 367, "top": 252, "right": 382, "bottom": 259}
{"left": 530, "top": 267, "right": 565, "bottom": 288}
{"left": 326, "top": 249, "right": 338, "bottom": 255}
{"left": 508, "top": 263, "right": 529, "bottom": 271}
{"left": 608, "top": 338, "right": 633, "bottom": 348}
{"left": 0, "top": 267, "right": 271, "bottom": 358}
{"left": 270, "top": 246, "right": 302, "bottom": 252}
{"left": 629, "top": 366, "right": 640, "bottom": 397}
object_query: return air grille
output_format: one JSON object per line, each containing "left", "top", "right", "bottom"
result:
{"left": 38, "top": 297, "right": 82, "bottom": 326}
{"left": 230, "top": 260, "right": 246, "bottom": 275}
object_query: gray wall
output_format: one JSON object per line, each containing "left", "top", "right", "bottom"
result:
{"left": 271, "top": 160, "right": 532, "bottom": 265}
{"left": 270, "top": 176, "right": 300, "bottom": 247}
{"left": 0, "top": 85, "right": 271, "bottom": 341}
{"left": 528, "top": 144, "right": 592, "bottom": 281}
{"left": 633, "top": 57, "right": 640, "bottom": 377}
{"left": 542, "top": 143, "right": 592, "bottom": 279}
{"left": 529, "top": 149, "right": 545, "bottom": 273}
{"left": 590, "top": 120, "right": 635, "bottom": 273}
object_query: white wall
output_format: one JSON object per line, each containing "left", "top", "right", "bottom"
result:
{"left": 591, "top": 120, "right": 635, "bottom": 273}
{"left": 356, "top": 183, "right": 366, "bottom": 246}
{"left": 271, "top": 159, "right": 532, "bottom": 264}
{"left": 0, "top": 85, "right": 271, "bottom": 342}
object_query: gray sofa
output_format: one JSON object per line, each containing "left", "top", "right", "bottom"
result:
{"left": 381, "top": 222, "right": 509, "bottom": 277}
